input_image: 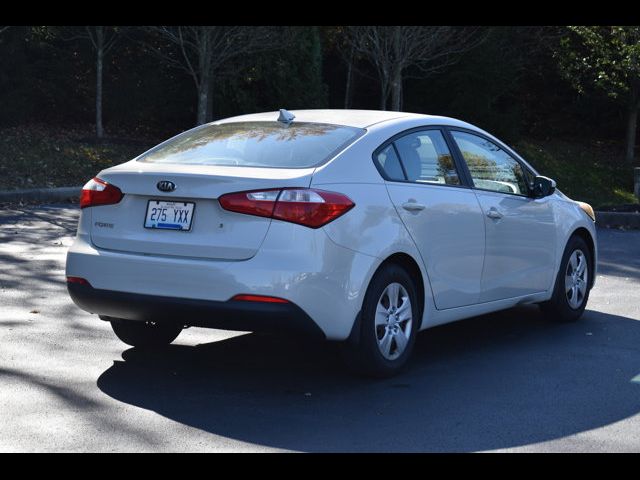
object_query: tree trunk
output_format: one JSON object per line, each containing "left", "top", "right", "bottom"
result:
{"left": 96, "top": 27, "right": 104, "bottom": 139}
{"left": 196, "top": 70, "right": 210, "bottom": 126}
{"left": 390, "top": 69, "right": 403, "bottom": 112}
{"left": 390, "top": 27, "right": 403, "bottom": 112}
{"left": 344, "top": 46, "right": 354, "bottom": 109}
{"left": 205, "top": 76, "right": 214, "bottom": 123}
{"left": 195, "top": 30, "right": 211, "bottom": 126}
{"left": 626, "top": 107, "right": 637, "bottom": 163}
{"left": 379, "top": 78, "right": 388, "bottom": 111}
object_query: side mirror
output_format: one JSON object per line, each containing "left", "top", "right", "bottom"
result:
{"left": 531, "top": 175, "right": 556, "bottom": 198}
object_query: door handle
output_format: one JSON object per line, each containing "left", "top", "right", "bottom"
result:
{"left": 402, "top": 202, "right": 426, "bottom": 212}
{"left": 486, "top": 208, "right": 503, "bottom": 219}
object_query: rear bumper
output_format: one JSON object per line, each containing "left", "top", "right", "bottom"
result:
{"left": 66, "top": 214, "right": 380, "bottom": 340}
{"left": 68, "top": 282, "right": 325, "bottom": 339}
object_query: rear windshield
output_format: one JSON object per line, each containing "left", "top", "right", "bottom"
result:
{"left": 137, "top": 121, "right": 364, "bottom": 168}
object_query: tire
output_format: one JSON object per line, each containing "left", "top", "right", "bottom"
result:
{"left": 108, "top": 317, "right": 183, "bottom": 348}
{"left": 540, "top": 235, "right": 592, "bottom": 323}
{"left": 341, "top": 263, "right": 420, "bottom": 377}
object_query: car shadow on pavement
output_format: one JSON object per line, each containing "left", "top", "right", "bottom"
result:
{"left": 96, "top": 305, "right": 640, "bottom": 452}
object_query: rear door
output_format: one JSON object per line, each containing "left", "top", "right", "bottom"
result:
{"left": 379, "top": 128, "right": 486, "bottom": 310}
{"left": 448, "top": 129, "right": 557, "bottom": 302}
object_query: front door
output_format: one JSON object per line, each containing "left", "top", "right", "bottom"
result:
{"left": 449, "top": 130, "right": 557, "bottom": 303}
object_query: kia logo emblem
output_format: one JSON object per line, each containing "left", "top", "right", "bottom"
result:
{"left": 157, "top": 181, "right": 176, "bottom": 192}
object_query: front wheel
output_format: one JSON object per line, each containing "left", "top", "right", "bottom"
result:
{"left": 540, "top": 235, "right": 592, "bottom": 323}
{"left": 341, "top": 264, "right": 420, "bottom": 377}
{"left": 107, "top": 317, "right": 183, "bottom": 348}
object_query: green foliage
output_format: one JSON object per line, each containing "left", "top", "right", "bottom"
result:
{"left": 515, "top": 137, "right": 637, "bottom": 207}
{"left": 555, "top": 26, "right": 640, "bottom": 163}
{"left": 0, "top": 25, "right": 629, "bottom": 141}
{"left": 0, "top": 25, "right": 637, "bottom": 204}
{"left": 405, "top": 27, "right": 563, "bottom": 140}
{"left": 556, "top": 26, "right": 640, "bottom": 102}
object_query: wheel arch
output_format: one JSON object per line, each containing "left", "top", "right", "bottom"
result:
{"left": 378, "top": 253, "right": 425, "bottom": 318}
{"left": 346, "top": 251, "right": 426, "bottom": 345}
{"left": 569, "top": 226, "right": 596, "bottom": 288}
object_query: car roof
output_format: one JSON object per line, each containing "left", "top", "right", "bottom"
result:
{"left": 215, "top": 109, "right": 478, "bottom": 130}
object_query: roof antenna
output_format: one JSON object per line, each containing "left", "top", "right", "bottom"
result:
{"left": 277, "top": 109, "right": 295, "bottom": 125}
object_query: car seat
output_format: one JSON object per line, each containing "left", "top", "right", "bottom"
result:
{"left": 396, "top": 137, "right": 422, "bottom": 181}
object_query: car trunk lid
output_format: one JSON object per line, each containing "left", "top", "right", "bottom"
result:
{"left": 89, "top": 161, "right": 314, "bottom": 260}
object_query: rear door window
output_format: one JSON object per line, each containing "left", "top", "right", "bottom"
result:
{"left": 393, "top": 130, "right": 460, "bottom": 185}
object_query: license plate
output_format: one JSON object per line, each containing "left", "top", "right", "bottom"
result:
{"left": 144, "top": 200, "right": 195, "bottom": 231}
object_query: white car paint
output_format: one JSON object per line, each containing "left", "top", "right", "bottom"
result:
{"left": 385, "top": 182, "right": 485, "bottom": 309}
{"left": 66, "top": 109, "right": 597, "bottom": 341}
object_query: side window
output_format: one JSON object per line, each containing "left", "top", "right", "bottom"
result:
{"left": 374, "top": 144, "right": 405, "bottom": 181}
{"left": 394, "top": 130, "right": 460, "bottom": 185}
{"left": 451, "top": 131, "right": 529, "bottom": 195}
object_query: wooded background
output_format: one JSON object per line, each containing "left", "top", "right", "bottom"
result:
{"left": 0, "top": 26, "right": 638, "bottom": 206}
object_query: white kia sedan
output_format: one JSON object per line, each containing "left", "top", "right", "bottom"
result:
{"left": 66, "top": 109, "right": 597, "bottom": 376}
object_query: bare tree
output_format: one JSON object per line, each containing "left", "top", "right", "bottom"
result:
{"left": 146, "top": 26, "right": 286, "bottom": 125}
{"left": 332, "top": 29, "right": 358, "bottom": 109}
{"left": 324, "top": 26, "right": 360, "bottom": 108}
{"left": 345, "top": 26, "right": 486, "bottom": 111}
{"left": 342, "top": 44, "right": 356, "bottom": 109}
{"left": 66, "top": 26, "right": 122, "bottom": 139}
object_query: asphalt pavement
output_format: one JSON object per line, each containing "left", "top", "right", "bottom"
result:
{"left": 1, "top": 204, "right": 639, "bottom": 452}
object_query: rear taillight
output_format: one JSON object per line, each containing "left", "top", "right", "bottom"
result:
{"left": 217, "top": 189, "right": 280, "bottom": 218}
{"left": 66, "top": 276, "right": 91, "bottom": 286}
{"left": 80, "top": 177, "right": 123, "bottom": 209}
{"left": 231, "top": 294, "right": 289, "bottom": 303}
{"left": 219, "top": 188, "right": 354, "bottom": 228}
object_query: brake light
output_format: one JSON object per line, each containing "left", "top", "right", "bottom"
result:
{"left": 219, "top": 188, "right": 354, "bottom": 228}
{"left": 80, "top": 177, "right": 123, "bottom": 209}
{"left": 231, "top": 294, "right": 289, "bottom": 303}
{"left": 218, "top": 189, "right": 279, "bottom": 218}
{"left": 66, "top": 276, "right": 91, "bottom": 286}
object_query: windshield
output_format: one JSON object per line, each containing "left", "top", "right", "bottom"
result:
{"left": 137, "top": 121, "right": 364, "bottom": 168}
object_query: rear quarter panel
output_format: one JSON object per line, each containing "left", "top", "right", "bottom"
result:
{"left": 312, "top": 121, "right": 440, "bottom": 331}
{"left": 318, "top": 185, "right": 436, "bottom": 332}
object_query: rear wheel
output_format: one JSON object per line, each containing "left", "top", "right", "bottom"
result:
{"left": 342, "top": 264, "right": 419, "bottom": 377}
{"left": 540, "top": 235, "right": 592, "bottom": 323}
{"left": 107, "top": 317, "right": 183, "bottom": 348}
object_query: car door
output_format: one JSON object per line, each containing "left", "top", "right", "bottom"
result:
{"left": 448, "top": 129, "right": 557, "bottom": 303}
{"left": 377, "top": 128, "right": 486, "bottom": 310}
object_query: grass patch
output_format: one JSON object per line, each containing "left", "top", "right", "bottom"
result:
{"left": 0, "top": 125, "right": 158, "bottom": 190}
{"left": 0, "top": 125, "right": 637, "bottom": 208}
{"left": 514, "top": 137, "right": 638, "bottom": 208}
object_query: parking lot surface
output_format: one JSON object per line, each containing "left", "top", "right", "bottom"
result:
{"left": 1, "top": 204, "right": 639, "bottom": 452}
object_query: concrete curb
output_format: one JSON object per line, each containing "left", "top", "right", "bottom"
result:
{"left": 595, "top": 211, "right": 640, "bottom": 229}
{"left": 0, "top": 186, "right": 82, "bottom": 203}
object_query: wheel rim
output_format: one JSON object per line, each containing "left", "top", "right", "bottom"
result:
{"left": 565, "top": 249, "right": 588, "bottom": 309}
{"left": 375, "top": 282, "right": 413, "bottom": 360}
